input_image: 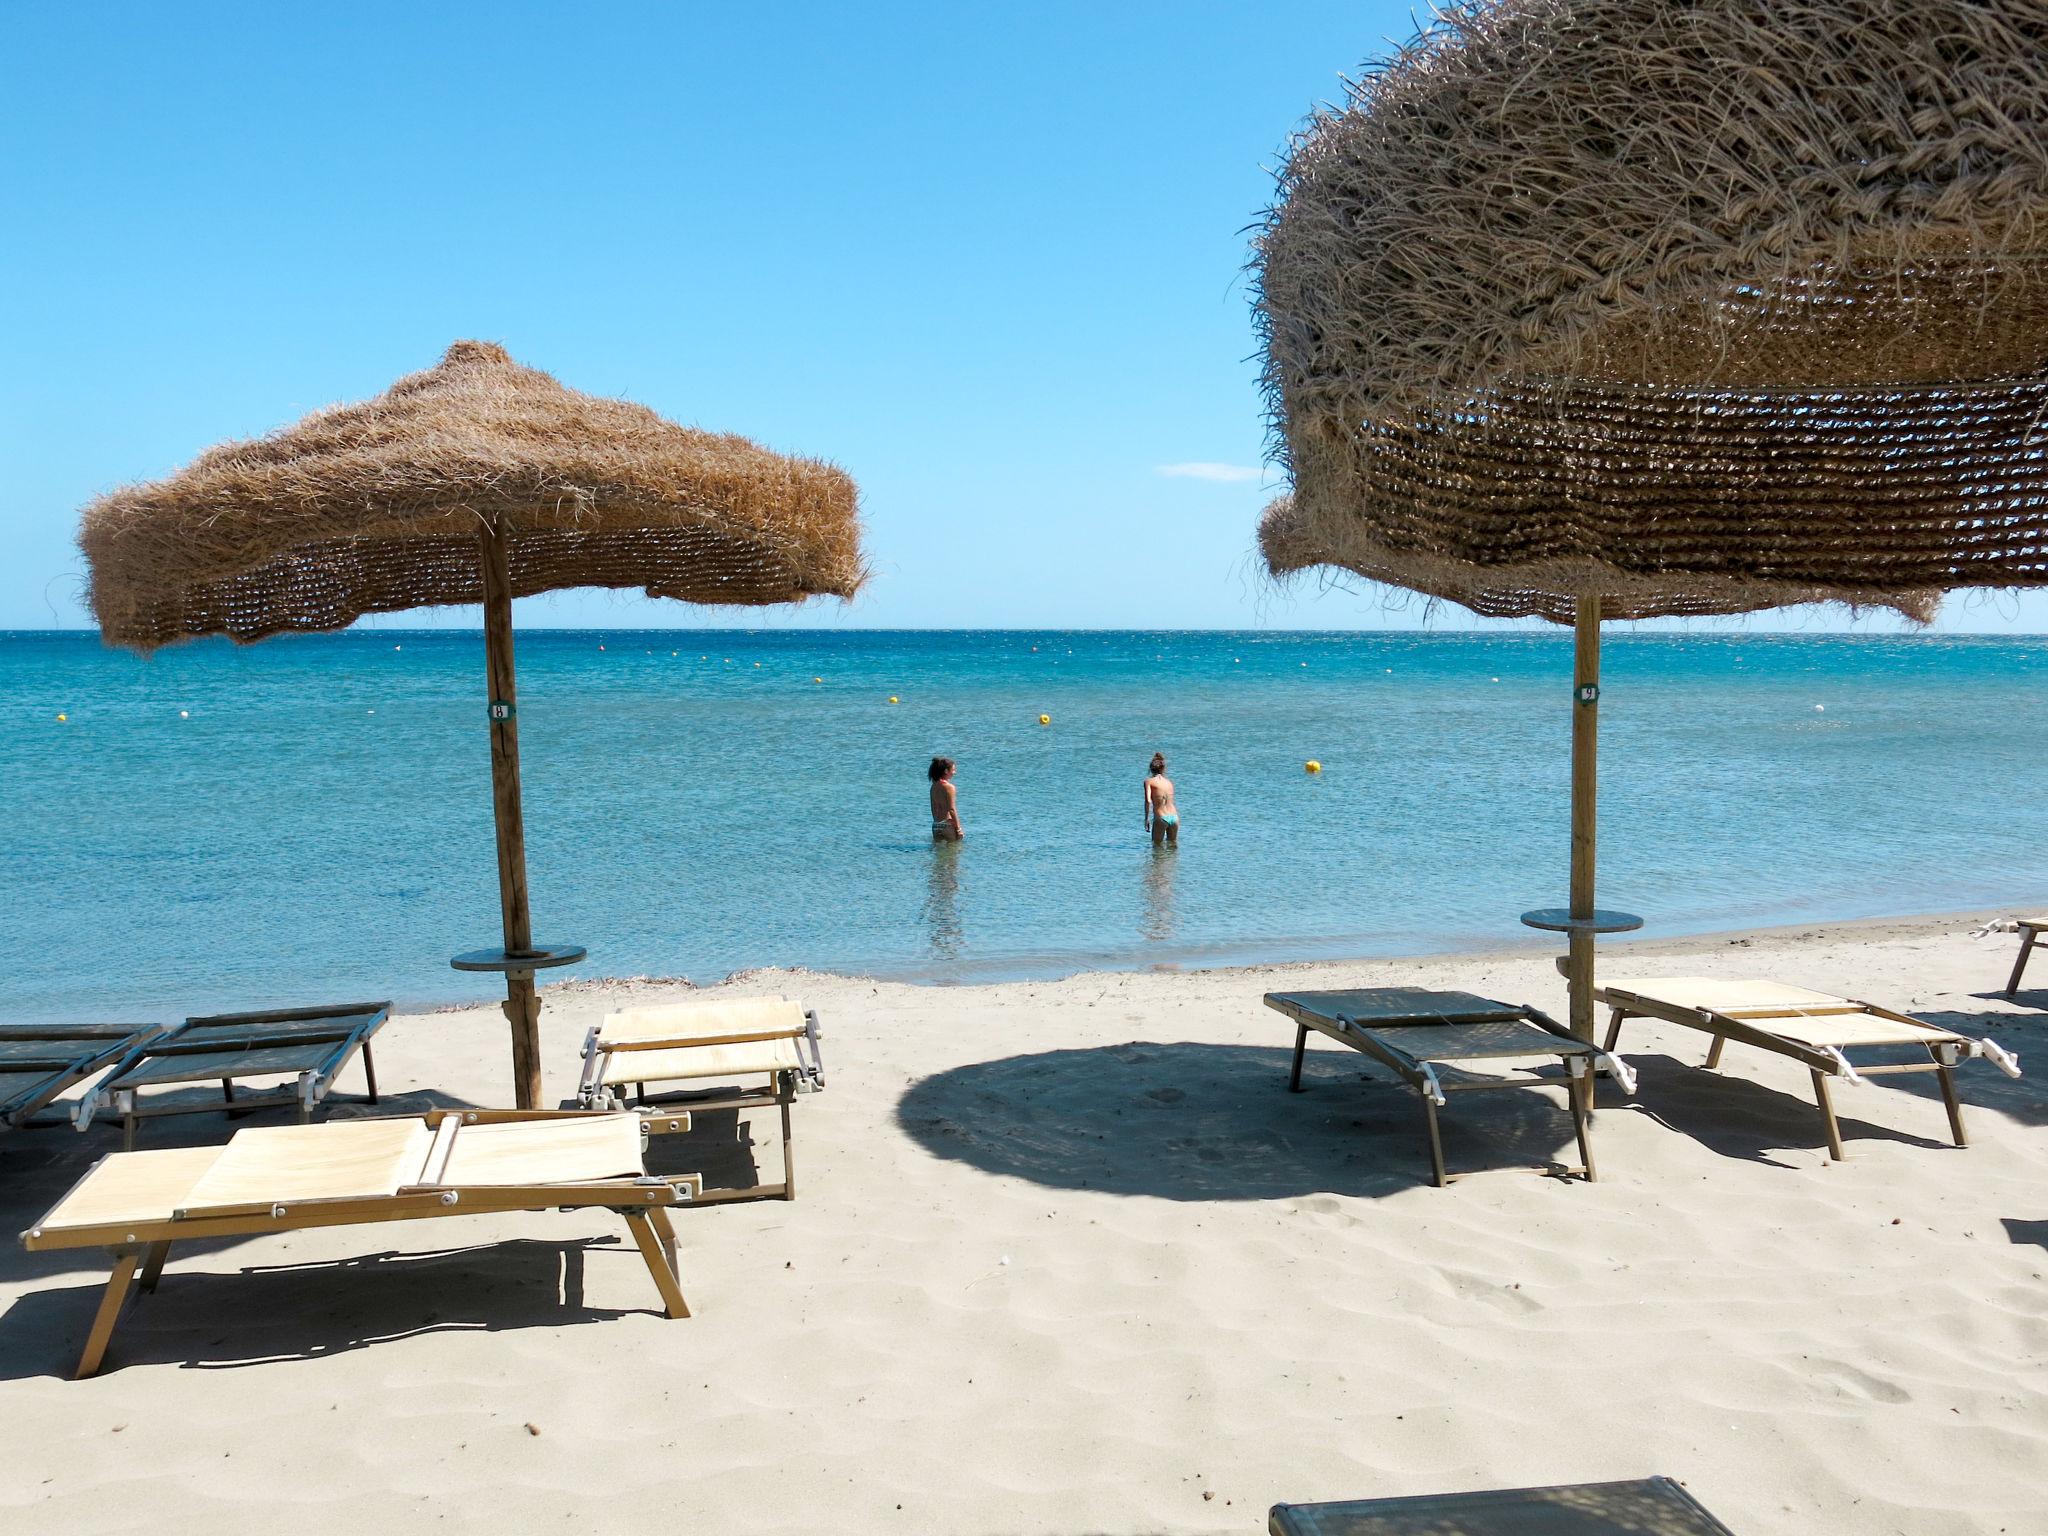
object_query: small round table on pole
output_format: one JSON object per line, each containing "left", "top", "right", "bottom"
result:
{"left": 451, "top": 945, "right": 587, "bottom": 1108}
{"left": 1518, "top": 909, "right": 1644, "bottom": 938}
{"left": 1522, "top": 908, "right": 1642, "bottom": 1059}
{"left": 451, "top": 944, "right": 588, "bottom": 975}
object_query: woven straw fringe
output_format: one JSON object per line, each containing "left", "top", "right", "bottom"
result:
{"left": 80, "top": 341, "right": 865, "bottom": 651}
{"left": 1253, "top": 0, "right": 2048, "bottom": 623}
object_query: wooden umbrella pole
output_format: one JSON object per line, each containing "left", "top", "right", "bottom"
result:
{"left": 1565, "top": 591, "right": 1602, "bottom": 1042}
{"left": 479, "top": 522, "right": 542, "bottom": 1109}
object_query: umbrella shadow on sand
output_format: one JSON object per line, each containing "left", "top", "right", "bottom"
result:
{"left": 896, "top": 1041, "right": 1603, "bottom": 1201}
{"left": 895, "top": 1041, "right": 1987, "bottom": 1196}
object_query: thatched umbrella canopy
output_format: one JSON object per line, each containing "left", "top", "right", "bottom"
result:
{"left": 1254, "top": 0, "right": 2048, "bottom": 1038}
{"left": 81, "top": 340, "right": 864, "bottom": 1105}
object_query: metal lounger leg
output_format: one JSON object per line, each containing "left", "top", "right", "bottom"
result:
{"left": 138, "top": 1240, "right": 171, "bottom": 1294}
{"left": 362, "top": 1040, "right": 379, "bottom": 1103}
{"left": 1288, "top": 1023, "right": 1308, "bottom": 1091}
{"left": 1932, "top": 1048, "right": 1968, "bottom": 1147}
{"left": 780, "top": 1086, "right": 796, "bottom": 1201}
{"left": 2006, "top": 927, "right": 2038, "bottom": 996}
{"left": 1419, "top": 1089, "right": 1448, "bottom": 1188}
{"left": 76, "top": 1250, "right": 143, "bottom": 1379}
{"left": 1811, "top": 1069, "right": 1847, "bottom": 1161}
{"left": 1570, "top": 1070, "right": 1598, "bottom": 1182}
{"left": 624, "top": 1211, "right": 691, "bottom": 1319}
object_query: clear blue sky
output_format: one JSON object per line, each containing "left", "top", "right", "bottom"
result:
{"left": 4, "top": 3, "right": 2042, "bottom": 634}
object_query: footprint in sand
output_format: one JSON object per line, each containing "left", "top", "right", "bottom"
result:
{"left": 1810, "top": 1358, "right": 1911, "bottom": 1404}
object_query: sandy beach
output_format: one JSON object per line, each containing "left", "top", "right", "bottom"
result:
{"left": 2, "top": 910, "right": 2044, "bottom": 1535}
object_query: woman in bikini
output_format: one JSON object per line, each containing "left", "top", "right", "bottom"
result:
{"left": 929, "top": 756, "right": 963, "bottom": 842}
{"left": 1144, "top": 752, "right": 1179, "bottom": 846}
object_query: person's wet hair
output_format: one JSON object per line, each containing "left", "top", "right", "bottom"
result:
{"left": 929, "top": 756, "right": 955, "bottom": 783}
{"left": 1149, "top": 752, "right": 1167, "bottom": 774}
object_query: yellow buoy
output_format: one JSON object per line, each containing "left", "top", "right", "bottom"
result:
{"left": 1305, "top": 759, "right": 1322, "bottom": 774}
{"left": 889, "top": 695, "right": 900, "bottom": 704}
{"left": 1039, "top": 714, "right": 1051, "bottom": 725}
{"left": 55, "top": 712, "right": 67, "bottom": 722}
{"left": 813, "top": 676, "right": 823, "bottom": 683}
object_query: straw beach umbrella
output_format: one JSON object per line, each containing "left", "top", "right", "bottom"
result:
{"left": 80, "top": 340, "right": 864, "bottom": 1107}
{"left": 1254, "top": 0, "right": 2048, "bottom": 1041}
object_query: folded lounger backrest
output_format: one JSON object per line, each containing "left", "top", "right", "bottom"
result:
{"left": 73, "top": 1002, "right": 393, "bottom": 1143}
{"left": 584, "top": 996, "right": 820, "bottom": 1095}
{"left": 578, "top": 997, "right": 822, "bottom": 1203}
{"left": 0, "top": 1024, "right": 164, "bottom": 1129}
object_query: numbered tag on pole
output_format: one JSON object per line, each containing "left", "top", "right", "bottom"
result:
{"left": 488, "top": 699, "right": 515, "bottom": 723}
{"left": 1575, "top": 683, "right": 1599, "bottom": 706}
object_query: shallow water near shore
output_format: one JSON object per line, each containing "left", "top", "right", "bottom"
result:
{"left": 4, "top": 627, "right": 2048, "bottom": 1019}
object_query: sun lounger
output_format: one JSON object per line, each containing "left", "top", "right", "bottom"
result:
{"left": 1, "top": 1024, "right": 166, "bottom": 1132}
{"left": 1264, "top": 987, "right": 1636, "bottom": 1186}
{"left": 576, "top": 996, "right": 822, "bottom": 1201}
{"left": 21, "top": 1108, "right": 695, "bottom": 1378}
{"left": 2002, "top": 916, "right": 2048, "bottom": 995}
{"left": 1597, "top": 976, "right": 2022, "bottom": 1160}
{"left": 1270, "top": 1476, "right": 1737, "bottom": 1534}
{"left": 73, "top": 1001, "right": 391, "bottom": 1148}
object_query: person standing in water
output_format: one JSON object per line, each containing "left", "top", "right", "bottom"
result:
{"left": 1144, "top": 752, "right": 1179, "bottom": 846}
{"left": 929, "top": 756, "right": 964, "bottom": 842}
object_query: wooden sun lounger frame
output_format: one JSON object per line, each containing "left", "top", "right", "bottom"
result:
{"left": 74, "top": 1001, "right": 391, "bottom": 1149}
{"left": 22, "top": 1108, "right": 697, "bottom": 1379}
{"left": 1597, "top": 985, "right": 1977, "bottom": 1160}
{"left": 2004, "top": 916, "right": 2048, "bottom": 996}
{"left": 0, "top": 1024, "right": 166, "bottom": 1131}
{"left": 1265, "top": 992, "right": 1606, "bottom": 1187}
{"left": 576, "top": 1008, "right": 824, "bottom": 1203}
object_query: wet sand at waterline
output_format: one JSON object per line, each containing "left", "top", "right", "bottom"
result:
{"left": 1, "top": 911, "right": 2043, "bottom": 1534}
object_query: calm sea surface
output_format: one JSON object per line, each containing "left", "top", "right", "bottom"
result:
{"left": 4, "top": 628, "right": 2047, "bottom": 1021}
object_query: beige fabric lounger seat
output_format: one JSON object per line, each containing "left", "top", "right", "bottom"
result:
{"left": 1597, "top": 977, "right": 2021, "bottom": 1160}
{"left": 74, "top": 1001, "right": 391, "bottom": 1148}
{"left": 1, "top": 1023, "right": 165, "bottom": 1132}
{"left": 576, "top": 996, "right": 823, "bottom": 1201}
{"left": 21, "top": 1109, "right": 695, "bottom": 1378}
{"left": 1264, "top": 987, "right": 1635, "bottom": 1186}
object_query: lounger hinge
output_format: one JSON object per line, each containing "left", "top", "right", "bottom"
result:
{"left": 1977, "top": 1038, "right": 2022, "bottom": 1077}
{"left": 1594, "top": 1050, "right": 1637, "bottom": 1095}
{"left": 1819, "top": 1046, "right": 1866, "bottom": 1085}
{"left": 1416, "top": 1062, "right": 1447, "bottom": 1107}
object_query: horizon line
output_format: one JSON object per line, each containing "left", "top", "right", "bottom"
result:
{"left": 6, "top": 625, "right": 2043, "bottom": 639}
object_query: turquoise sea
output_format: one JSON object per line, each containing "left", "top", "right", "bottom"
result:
{"left": 4, "top": 628, "right": 2048, "bottom": 1022}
